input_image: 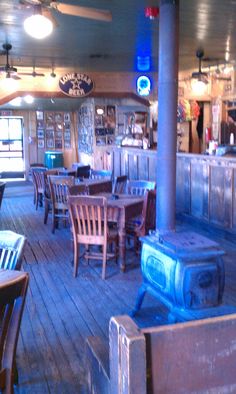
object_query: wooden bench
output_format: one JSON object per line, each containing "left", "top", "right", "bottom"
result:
{"left": 86, "top": 313, "right": 236, "bottom": 393}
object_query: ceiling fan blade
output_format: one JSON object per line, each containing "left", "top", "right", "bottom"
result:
{"left": 53, "top": 3, "right": 112, "bottom": 22}
{"left": 11, "top": 75, "right": 21, "bottom": 80}
{"left": 18, "top": 72, "right": 45, "bottom": 77}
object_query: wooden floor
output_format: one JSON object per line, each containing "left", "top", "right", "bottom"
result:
{"left": 1, "top": 181, "right": 236, "bottom": 393}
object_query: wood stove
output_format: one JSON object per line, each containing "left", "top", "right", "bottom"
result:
{"left": 132, "top": 231, "right": 227, "bottom": 322}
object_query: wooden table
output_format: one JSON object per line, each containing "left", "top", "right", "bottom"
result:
{"left": 100, "top": 193, "right": 144, "bottom": 272}
{"left": 75, "top": 178, "right": 112, "bottom": 194}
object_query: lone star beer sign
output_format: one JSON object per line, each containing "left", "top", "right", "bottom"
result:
{"left": 59, "top": 73, "right": 94, "bottom": 97}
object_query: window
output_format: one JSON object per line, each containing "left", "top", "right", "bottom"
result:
{"left": 0, "top": 117, "right": 24, "bottom": 173}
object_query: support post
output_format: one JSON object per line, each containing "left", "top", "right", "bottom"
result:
{"left": 156, "top": 0, "right": 179, "bottom": 233}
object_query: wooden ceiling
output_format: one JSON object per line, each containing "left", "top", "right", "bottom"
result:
{"left": 0, "top": 1, "right": 236, "bottom": 74}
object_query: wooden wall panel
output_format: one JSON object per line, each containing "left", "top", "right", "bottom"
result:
{"left": 113, "top": 149, "right": 121, "bottom": 177}
{"left": 138, "top": 154, "right": 149, "bottom": 180}
{"left": 176, "top": 156, "right": 191, "bottom": 213}
{"left": 110, "top": 148, "right": 236, "bottom": 233}
{"left": 128, "top": 153, "right": 138, "bottom": 180}
{"left": 190, "top": 159, "right": 209, "bottom": 219}
{"left": 233, "top": 168, "right": 236, "bottom": 228}
{"left": 209, "top": 165, "right": 233, "bottom": 228}
{"left": 149, "top": 155, "right": 157, "bottom": 182}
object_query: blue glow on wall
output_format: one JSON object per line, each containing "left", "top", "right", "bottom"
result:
{"left": 136, "top": 76, "right": 151, "bottom": 96}
{"left": 137, "top": 56, "right": 151, "bottom": 71}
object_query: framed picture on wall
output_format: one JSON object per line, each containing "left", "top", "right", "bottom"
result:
{"left": 64, "top": 141, "right": 71, "bottom": 149}
{"left": 55, "top": 139, "right": 63, "bottom": 149}
{"left": 46, "top": 112, "right": 54, "bottom": 123}
{"left": 46, "top": 130, "right": 54, "bottom": 139}
{"left": 37, "top": 120, "right": 44, "bottom": 128}
{"left": 46, "top": 138, "right": 54, "bottom": 149}
{"left": 64, "top": 113, "right": 70, "bottom": 122}
{"left": 55, "top": 131, "right": 63, "bottom": 138}
{"left": 107, "top": 105, "right": 115, "bottom": 117}
{"left": 38, "top": 139, "right": 45, "bottom": 149}
{"left": 36, "top": 110, "right": 44, "bottom": 120}
{"left": 95, "top": 115, "right": 103, "bottom": 128}
{"left": 55, "top": 123, "right": 63, "bottom": 132}
{"left": 55, "top": 113, "right": 63, "bottom": 122}
{"left": 64, "top": 131, "right": 71, "bottom": 140}
{"left": 37, "top": 129, "right": 44, "bottom": 139}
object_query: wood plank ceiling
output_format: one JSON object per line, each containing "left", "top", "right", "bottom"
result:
{"left": 0, "top": 0, "right": 236, "bottom": 108}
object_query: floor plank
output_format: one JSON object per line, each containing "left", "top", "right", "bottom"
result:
{"left": 1, "top": 181, "right": 236, "bottom": 393}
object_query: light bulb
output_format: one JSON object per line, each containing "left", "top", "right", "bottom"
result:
{"left": 24, "top": 14, "right": 53, "bottom": 39}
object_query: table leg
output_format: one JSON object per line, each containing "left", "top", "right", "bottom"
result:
{"left": 118, "top": 227, "right": 126, "bottom": 272}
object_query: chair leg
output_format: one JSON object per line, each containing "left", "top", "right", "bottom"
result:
{"left": 52, "top": 211, "right": 56, "bottom": 234}
{"left": 44, "top": 201, "right": 49, "bottom": 224}
{"left": 35, "top": 191, "right": 39, "bottom": 210}
{"left": 102, "top": 242, "right": 107, "bottom": 280}
{"left": 73, "top": 240, "right": 79, "bottom": 277}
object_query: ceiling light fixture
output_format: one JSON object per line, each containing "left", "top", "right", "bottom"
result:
{"left": 24, "top": 5, "right": 53, "bottom": 39}
{"left": 24, "top": 95, "right": 34, "bottom": 104}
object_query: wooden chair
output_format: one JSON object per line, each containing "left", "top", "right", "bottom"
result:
{"left": 112, "top": 175, "right": 128, "bottom": 194}
{"left": 0, "top": 269, "right": 29, "bottom": 394}
{"left": 90, "top": 169, "right": 112, "bottom": 181}
{"left": 0, "top": 182, "right": 6, "bottom": 209}
{"left": 68, "top": 195, "right": 118, "bottom": 279}
{"left": 0, "top": 230, "right": 26, "bottom": 271}
{"left": 72, "top": 164, "right": 91, "bottom": 179}
{"left": 126, "top": 180, "right": 156, "bottom": 196}
{"left": 43, "top": 169, "right": 59, "bottom": 225}
{"left": 31, "top": 167, "right": 47, "bottom": 210}
{"left": 126, "top": 189, "right": 156, "bottom": 252}
{"left": 49, "top": 175, "right": 75, "bottom": 233}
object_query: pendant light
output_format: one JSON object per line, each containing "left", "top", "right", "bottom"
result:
{"left": 24, "top": 5, "right": 53, "bottom": 39}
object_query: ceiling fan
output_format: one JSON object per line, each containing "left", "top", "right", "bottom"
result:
{"left": 0, "top": 43, "right": 21, "bottom": 80}
{"left": 191, "top": 49, "right": 208, "bottom": 84}
{"left": 18, "top": 66, "right": 45, "bottom": 77}
{"left": 18, "top": 0, "right": 112, "bottom": 22}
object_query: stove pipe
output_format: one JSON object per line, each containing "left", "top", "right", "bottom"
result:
{"left": 156, "top": 0, "right": 179, "bottom": 234}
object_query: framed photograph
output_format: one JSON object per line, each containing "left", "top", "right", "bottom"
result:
{"left": 38, "top": 139, "right": 45, "bottom": 149}
{"left": 46, "top": 123, "right": 54, "bottom": 130}
{"left": 55, "top": 139, "right": 63, "bottom": 149}
{"left": 64, "top": 122, "right": 71, "bottom": 130}
{"left": 37, "top": 120, "right": 44, "bottom": 128}
{"left": 64, "top": 131, "right": 71, "bottom": 140}
{"left": 95, "top": 115, "right": 103, "bottom": 128}
{"left": 64, "top": 113, "right": 70, "bottom": 122}
{"left": 46, "top": 138, "right": 54, "bottom": 149}
{"left": 46, "top": 112, "right": 54, "bottom": 123}
{"left": 55, "top": 113, "right": 63, "bottom": 122}
{"left": 46, "top": 130, "right": 54, "bottom": 139}
{"left": 37, "top": 129, "right": 44, "bottom": 139}
{"left": 107, "top": 105, "right": 115, "bottom": 117}
{"left": 36, "top": 110, "right": 44, "bottom": 120}
{"left": 55, "top": 131, "right": 63, "bottom": 138}
{"left": 64, "top": 141, "right": 71, "bottom": 149}
{"left": 55, "top": 123, "right": 63, "bottom": 131}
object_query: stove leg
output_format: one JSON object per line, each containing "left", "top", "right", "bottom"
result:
{"left": 130, "top": 283, "right": 147, "bottom": 316}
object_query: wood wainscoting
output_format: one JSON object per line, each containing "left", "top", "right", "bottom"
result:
{"left": 111, "top": 147, "right": 236, "bottom": 233}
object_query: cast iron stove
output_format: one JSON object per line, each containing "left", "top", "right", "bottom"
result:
{"left": 132, "top": 231, "right": 233, "bottom": 322}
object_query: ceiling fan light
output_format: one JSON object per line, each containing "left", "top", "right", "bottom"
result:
{"left": 24, "top": 95, "right": 34, "bottom": 104}
{"left": 24, "top": 14, "right": 53, "bottom": 39}
{"left": 191, "top": 79, "right": 207, "bottom": 95}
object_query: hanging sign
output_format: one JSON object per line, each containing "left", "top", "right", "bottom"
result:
{"left": 59, "top": 73, "right": 94, "bottom": 97}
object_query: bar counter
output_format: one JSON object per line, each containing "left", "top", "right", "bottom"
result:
{"left": 111, "top": 146, "right": 236, "bottom": 233}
